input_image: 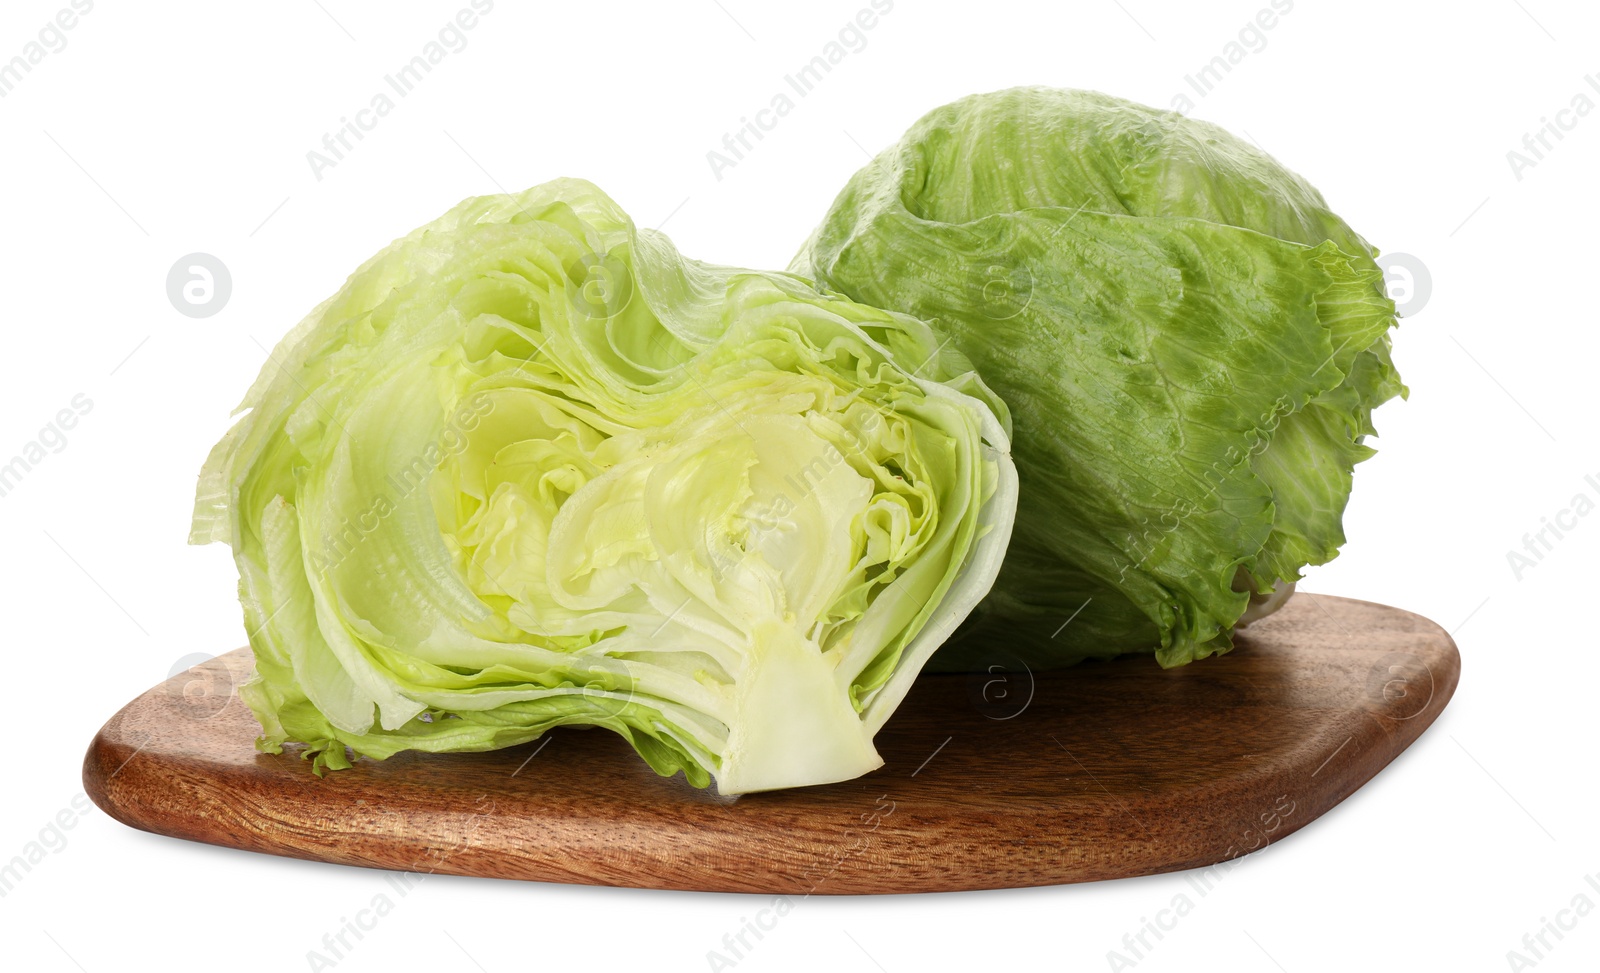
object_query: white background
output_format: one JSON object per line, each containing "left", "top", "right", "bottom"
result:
{"left": 0, "top": 1, "right": 1594, "bottom": 970}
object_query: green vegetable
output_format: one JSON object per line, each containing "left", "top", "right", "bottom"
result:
{"left": 192, "top": 178, "right": 1016, "bottom": 794}
{"left": 794, "top": 87, "right": 1404, "bottom": 669}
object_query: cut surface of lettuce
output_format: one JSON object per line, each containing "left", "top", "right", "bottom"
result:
{"left": 794, "top": 87, "right": 1404, "bottom": 669}
{"left": 192, "top": 178, "right": 1016, "bottom": 794}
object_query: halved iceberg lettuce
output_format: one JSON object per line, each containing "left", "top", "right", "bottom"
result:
{"left": 193, "top": 179, "right": 1015, "bottom": 794}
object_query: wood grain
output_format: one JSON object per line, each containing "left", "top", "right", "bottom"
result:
{"left": 82, "top": 594, "right": 1457, "bottom": 893}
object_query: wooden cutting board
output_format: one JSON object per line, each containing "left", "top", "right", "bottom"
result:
{"left": 83, "top": 594, "right": 1457, "bottom": 894}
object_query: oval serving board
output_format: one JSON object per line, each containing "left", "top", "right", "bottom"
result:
{"left": 83, "top": 594, "right": 1457, "bottom": 894}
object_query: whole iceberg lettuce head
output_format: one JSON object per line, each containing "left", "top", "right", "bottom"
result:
{"left": 193, "top": 179, "right": 1016, "bottom": 794}
{"left": 795, "top": 87, "right": 1405, "bottom": 669}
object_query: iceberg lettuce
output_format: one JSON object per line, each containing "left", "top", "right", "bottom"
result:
{"left": 795, "top": 87, "right": 1404, "bottom": 668}
{"left": 192, "top": 179, "right": 1016, "bottom": 793}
